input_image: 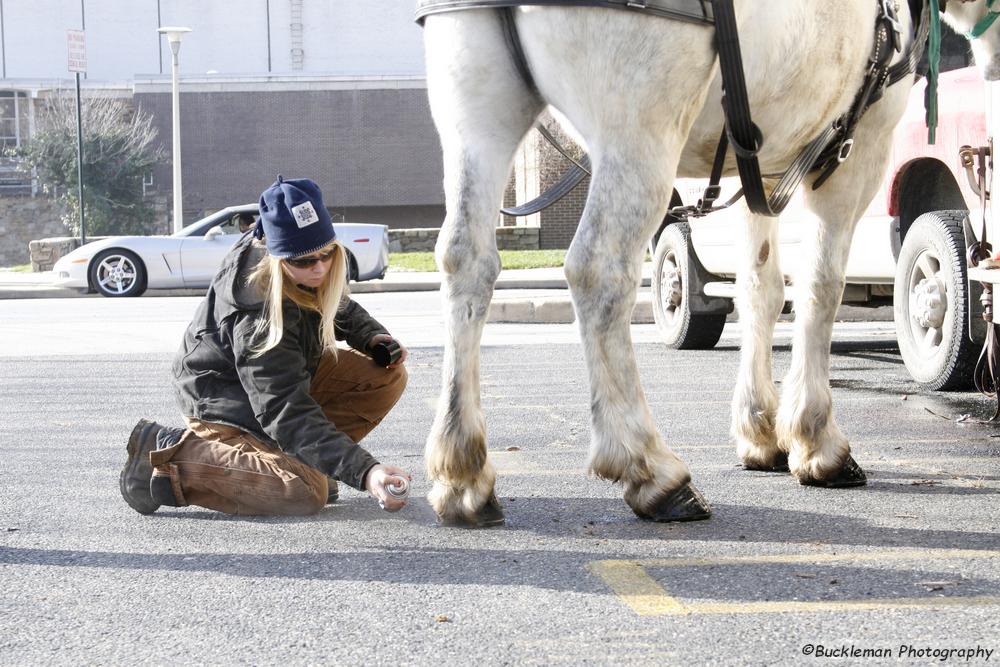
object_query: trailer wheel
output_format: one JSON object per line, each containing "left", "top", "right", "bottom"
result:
{"left": 894, "top": 210, "right": 978, "bottom": 390}
{"left": 652, "top": 222, "right": 726, "bottom": 349}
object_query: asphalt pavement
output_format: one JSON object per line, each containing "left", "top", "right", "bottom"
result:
{"left": 0, "top": 296, "right": 996, "bottom": 665}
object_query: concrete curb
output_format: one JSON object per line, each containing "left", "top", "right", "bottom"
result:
{"left": 0, "top": 270, "right": 891, "bottom": 325}
{"left": 0, "top": 270, "right": 588, "bottom": 299}
{"left": 488, "top": 293, "right": 654, "bottom": 324}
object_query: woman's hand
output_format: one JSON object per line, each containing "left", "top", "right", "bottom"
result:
{"left": 365, "top": 464, "right": 411, "bottom": 511}
{"left": 368, "top": 334, "right": 408, "bottom": 368}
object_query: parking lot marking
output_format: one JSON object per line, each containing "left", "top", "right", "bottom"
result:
{"left": 588, "top": 549, "right": 1000, "bottom": 616}
{"left": 586, "top": 560, "right": 688, "bottom": 616}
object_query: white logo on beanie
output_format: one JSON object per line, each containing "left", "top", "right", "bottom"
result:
{"left": 291, "top": 201, "right": 320, "bottom": 228}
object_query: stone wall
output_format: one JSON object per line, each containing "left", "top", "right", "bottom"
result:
{"left": 28, "top": 236, "right": 112, "bottom": 272}
{"left": 388, "top": 228, "right": 437, "bottom": 253}
{"left": 388, "top": 226, "right": 539, "bottom": 253}
{"left": 0, "top": 196, "right": 66, "bottom": 266}
{"left": 496, "top": 226, "right": 540, "bottom": 251}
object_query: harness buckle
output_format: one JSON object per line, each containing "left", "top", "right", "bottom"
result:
{"left": 698, "top": 184, "right": 723, "bottom": 211}
{"left": 626, "top": 0, "right": 647, "bottom": 7}
{"left": 838, "top": 139, "right": 855, "bottom": 163}
{"left": 879, "top": 0, "right": 903, "bottom": 51}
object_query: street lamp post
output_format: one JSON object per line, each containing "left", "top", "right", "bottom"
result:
{"left": 158, "top": 26, "right": 191, "bottom": 234}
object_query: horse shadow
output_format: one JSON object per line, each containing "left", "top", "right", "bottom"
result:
{"left": 4, "top": 492, "right": 999, "bottom": 598}
{"left": 147, "top": 489, "right": 1000, "bottom": 553}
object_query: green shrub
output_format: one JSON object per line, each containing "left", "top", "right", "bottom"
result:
{"left": 10, "top": 95, "right": 165, "bottom": 236}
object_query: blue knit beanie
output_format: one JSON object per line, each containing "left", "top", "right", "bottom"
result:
{"left": 256, "top": 175, "right": 336, "bottom": 258}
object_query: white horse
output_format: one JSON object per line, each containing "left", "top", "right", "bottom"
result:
{"left": 419, "top": 0, "right": 1000, "bottom": 526}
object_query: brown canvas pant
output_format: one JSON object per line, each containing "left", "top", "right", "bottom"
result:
{"left": 150, "top": 348, "right": 407, "bottom": 516}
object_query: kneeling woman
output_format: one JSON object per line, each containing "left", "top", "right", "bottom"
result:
{"left": 120, "top": 176, "right": 410, "bottom": 515}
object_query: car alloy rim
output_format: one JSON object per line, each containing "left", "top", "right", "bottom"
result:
{"left": 906, "top": 249, "right": 948, "bottom": 356}
{"left": 659, "top": 250, "right": 683, "bottom": 325}
{"left": 97, "top": 255, "right": 137, "bottom": 295}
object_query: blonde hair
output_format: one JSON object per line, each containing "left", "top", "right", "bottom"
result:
{"left": 246, "top": 239, "right": 348, "bottom": 358}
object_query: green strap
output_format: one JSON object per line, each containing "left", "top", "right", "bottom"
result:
{"left": 967, "top": 0, "right": 1000, "bottom": 39}
{"left": 928, "top": 0, "right": 941, "bottom": 144}
{"left": 928, "top": 0, "right": 1000, "bottom": 143}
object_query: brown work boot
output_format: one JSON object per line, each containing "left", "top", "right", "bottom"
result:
{"left": 119, "top": 419, "right": 181, "bottom": 514}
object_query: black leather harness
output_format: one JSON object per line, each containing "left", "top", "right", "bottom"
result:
{"left": 416, "top": 0, "right": 714, "bottom": 25}
{"left": 416, "top": 0, "right": 930, "bottom": 218}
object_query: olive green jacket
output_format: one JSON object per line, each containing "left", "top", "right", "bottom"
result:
{"left": 172, "top": 235, "right": 387, "bottom": 490}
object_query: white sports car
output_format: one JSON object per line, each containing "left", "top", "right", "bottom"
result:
{"left": 53, "top": 204, "right": 390, "bottom": 297}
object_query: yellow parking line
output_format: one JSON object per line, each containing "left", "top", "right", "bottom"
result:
{"left": 589, "top": 549, "right": 1000, "bottom": 616}
{"left": 587, "top": 560, "right": 689, "bottom": 616}
{"left": 686, "top": 596, "right": 1000, "bottom": 615}
{"left": 638, "top": 548, "right": 1000, "bottom": 567}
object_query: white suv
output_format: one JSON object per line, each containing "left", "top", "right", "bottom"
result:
{"left": 651, "top": 66, "right": 988, "bottom": 390}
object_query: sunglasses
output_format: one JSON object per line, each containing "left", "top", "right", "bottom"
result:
{"left": 285, "top": 248, "right": 337, "bottom": 268}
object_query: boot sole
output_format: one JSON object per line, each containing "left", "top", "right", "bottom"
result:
{"left": 120, "top": 419, "right": 160, "bottom": 515}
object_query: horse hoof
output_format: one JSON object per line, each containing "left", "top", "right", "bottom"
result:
{"left": 437, "top": 494, "right": 506, "bottom": 528}
{"left": 632, "top": 483, "right": 712, "bottom": 523}
{"left": 799, "top": 454, "right": 867, "bottom": 488}
{"left": 742, "top": 451, "right": 789, "bottom": 472}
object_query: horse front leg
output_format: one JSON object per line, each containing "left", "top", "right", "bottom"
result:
{"left": 776, "top": 213, "right": 865, "bottom": 487}
{"left": 426, "top": 144, "right": 537, "bottom": 528}
{"left": 566, "top": 149, "right": 710, "bottom": 522}
{"left": 776, "top": 95, "right": 905, "bottom": 487}
{"left": 731, "top": 209, "right": 788, "bottom": 471}
{"left": 426, "top": 191, "right": 504, "bottom": 526}
{"left": 422, "top": 11, "right": 542, "bottom": 526}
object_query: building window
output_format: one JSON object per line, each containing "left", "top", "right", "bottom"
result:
{"left": 0, "top": 91, "right": 29, "bottom": 152}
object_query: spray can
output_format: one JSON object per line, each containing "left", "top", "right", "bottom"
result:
{"left": 379, "top": 476, "right": 410, "bottom": 511}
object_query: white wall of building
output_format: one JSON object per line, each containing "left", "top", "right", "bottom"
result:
{"left": 0, "top": 0, "right": 426, "bottom": 82}
{"left": 156, "top": 0, "right": 272, "bottom": 76}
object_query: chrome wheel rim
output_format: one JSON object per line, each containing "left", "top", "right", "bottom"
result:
{"left": 96, "top": 255, "right": 137, "bottom": 295}
{"left": 906, "top": 249, "right": 949, "bottom": 358}
{"left": 658, "top": 249, "right": 683, "bottom": 328}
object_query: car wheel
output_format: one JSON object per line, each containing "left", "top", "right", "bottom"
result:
{"left": 894, "top": 210, "right": 978, "bottom": 390}
{"left": 652, "top": 222, "right": 726, "bottom": 349}
{"left": 89, "top": 249, "right": 148, "bottom": 297}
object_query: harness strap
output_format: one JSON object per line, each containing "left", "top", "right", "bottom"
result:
{"left": 713, "top": 0, "right": 787, "bottom": 215}
{"left": 695, "top": 128, "right": 729, "bottom": 213}
{"left": 499, "top": 7, "right": 538, "bottom": 94}
{"left": 966, "top": 0, "right": 1000, "bottom": 38}
{"left": 446, "top": 0, "right": 925, "bottom": 218}
{"left": 500, "top": 158, "right": 591, "bottom": 216}
{"left": 812, "top": 0, "right": 913, "bottom": 189}
{"left": 416, "top": 0, "right": 714, "bottom": 25}
{"left": 536, "top": 123, "right": 591, "bottom": 175}
{"left": 888, "top": 0, "right": 930, "bottom": 87}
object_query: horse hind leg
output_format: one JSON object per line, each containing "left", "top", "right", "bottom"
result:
{"left": 423, "top": 11, "right": 544, "bottom": 526}
{"left": 566, "top": 142, "right": 710, "bottom": 522}
{"left": 731, "top": 207, "right": 788, "bottom": 472}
